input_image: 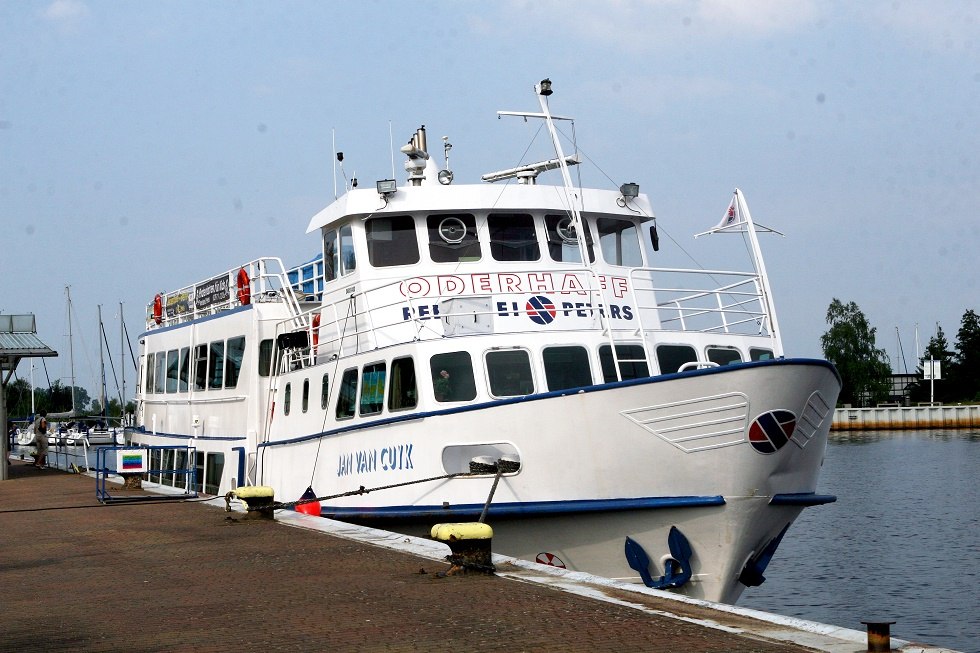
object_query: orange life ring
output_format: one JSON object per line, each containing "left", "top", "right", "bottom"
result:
{"left": 152, "top": 294, "right": 163, "bottom": 325}
{"left": 311, "top": 313, "right": 320, "bottom": 353}
{"left": 236, "top": 267, "right": 251, "bottom": 305}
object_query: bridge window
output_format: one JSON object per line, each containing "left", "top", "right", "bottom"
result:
{"left": 208, "top": 340, "right": 225, "bottom": 389}
{"left": 225, "top": 336, "right": 246, "bottom": 388}
{"left": 360, "top": 362, "right": 386, "bottom": 416}
{"left": 324, "top": 225, "right": 356, "bottom": 281}
{"left": 599, "top": 344, "right": 649, "bottom": 382}
{"left": 340, "top": 224, "right": 356, "bottom": 275}
{"left": 194, "top": 344, "right": 207, "bottom": 390}
{"left": 707, "top": 347, "right": 742, "bottom": 366}
{"left": 336, "top": 368, "right": 358, "bottom": 419}
{"left": 750, "top": 348, "right": 774, "bottom": 361}
{"left": 388, "top": 357, "right": 417, "bottom": 411}
{"left": 145, "top": 353, "right": 154, "bottom": 394}
{"left": 488, "top": 213, "right": 540, "bottom": 262}
{"left": 179, "top": 347, "right": 190, "bottom": 392}
{"left": 324, "top": 229, "right": 338, "bottom": 282}
{"left": 366, "top": 215, "right": 420, "bottom": 267}
{"left": 165, "top": 349, "right": 179, "bottom": 393}
{"left": 486, "top": 349, "right": 534, "bottom": 397}
{"left": 430, "top": 351, "right": 477, "bottom": 402}
{"left": 655, "top": 344, "right": 698, "bottom": 374}
{"left": 154, "top": 351, "right": 166, "bottom": 394}
{"left": 543, "top": 346, "right": 592, "bottom": 390}
{"left": 428, "top": 214, "right": 481, "bottom": 263}
{"left": 546, "top": 214, "right": 594, "bottom": 263}
{"left": 597, "top": 218, "right": 643, "bottom": 267}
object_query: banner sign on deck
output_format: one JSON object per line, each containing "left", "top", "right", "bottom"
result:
{"left": 195, "top": 274, "right": 230, "bottom": 310}
{"left": 115, "top": 448, "right": 148, "bottom": 474}
{"left": 166, "top": 292, "right": 190, "bottom": 318}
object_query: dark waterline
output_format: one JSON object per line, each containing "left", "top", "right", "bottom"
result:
{"left": 740, "top": 430, "right": 980, "bottom": 653}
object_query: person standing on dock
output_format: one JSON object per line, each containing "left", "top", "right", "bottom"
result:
{"left": 33, "top": 413, "right": 48, "bottom": 469}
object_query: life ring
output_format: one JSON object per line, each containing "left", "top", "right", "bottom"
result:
{"left": 236, "top": 267, "right": 251, "bottom": 305}
{"left": 152, "top": 294, "right": 163, "bottom": 325}
{"left": 311, "top": 313, "right": 320, "bottom": 354}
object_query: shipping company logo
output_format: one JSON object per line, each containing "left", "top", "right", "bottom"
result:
{"left": 748, "top": 410, "right": 797, "bottom": 454}
{"left": 525, "top": 295, "right": 557, "bottom": 325}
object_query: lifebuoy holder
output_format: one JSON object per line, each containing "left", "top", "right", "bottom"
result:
{"left": 236, "top": 267, "right": 251, "bottom": 305}
{"left": 152, "top": 294, "right": 163, "bottom": 325}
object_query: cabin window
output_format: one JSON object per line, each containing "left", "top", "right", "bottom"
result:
{"left": 486, "top": 349, "right": 534, "bottom": 397}
{"left": 145, "top": 353, "right": 154, "bottom": 394}
{"left": 320, "top": 373, "right": 330, "bottom": 409}
{"left": 707, "top": 347, "right": 742, "bottom": 366}
{"left": 359, "top": 362, "right": 386, "bottom": 416}
{"left": 656, "top": 344, "right": 698, "bottom": 374}
{"left": 546, "top": 214, "right": 594, "bottom": 263}
{"left": 597, "top": 218, "right": 643, "bottom": 267}
{"left": 302, "top": 378, "right": 310, "bottom": 413}
{"left": 340, "top": 224, "right": 356, "bottom": 275}
{"left": 179, "top": 347, "right": 190, "bottom": 392}
{"left": 194, "top": 344, "right": 208, "bottom": 390}
{"left": 165, "top": 349, "right": 179, "bottom": 393}
{"left": 336, "top": 368, "right": 358, "bottom": 419}
{"left": 258, "top": 339, "right": 273, "bottom": 377}
{"left": 208, "top": 340, "right": 225, "bottom": 389}
{"left": 388, "top": 357, "right": 417, "bottom": 411}
{"left": 224, "top": 336, "right": 246, "bottom": 388}
{"left": 283, "top": 382, "right": 291, "bottom": 415}
{"left": 154, "top": 351, "right": 166, "bottom": 394}
{"left": 599, "top": 344, "right": 650, "bottom": 382}
{"left": 543, "top": 346, "right": 593, "bottom": 390}
{"left": 427, "top": 214, "right": 481, "bottom": 263}
{"left": 750, "top": 348, "right": 774, "bottom": 361}
{"left": 430, "top": 351, "right": 477, "bottom": 402}
{"left": 324, "top": 229, "right": 338, "bottom": 282}
{"left": 194, "top": 451, "right": 224, "bottom": 496}
{"left": 488, "top": 213, "right": 540, "bottom": 262}
{"left": 366, "top": 215, "right": 420, "bottom": 267}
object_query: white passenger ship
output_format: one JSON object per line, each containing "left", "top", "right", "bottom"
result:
{"left": 130, "top": 80, "right": 840, "bottom": 604}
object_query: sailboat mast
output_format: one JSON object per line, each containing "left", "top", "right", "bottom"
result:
{"left": 120, "top": 302, "right": 125, "bottom": 413}
{"left": 98, "top": 304, "right": 107, "bottom": 418}
{"left": 66, "top": 286, "right": 76, "bottom": 415}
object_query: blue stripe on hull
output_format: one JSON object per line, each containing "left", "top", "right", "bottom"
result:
{"left": 322, "top": 495, "right": 726, "bottom": 521}
{"left": 769, "top": 492, "right": 837, "bottom": 506}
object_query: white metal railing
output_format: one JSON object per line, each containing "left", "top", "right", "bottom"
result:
{"left": 145, "top": 258, "right": 304, "bottom": 330}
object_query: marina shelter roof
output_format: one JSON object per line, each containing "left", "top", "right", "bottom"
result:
{"left": 0, "top": 314, "right": 57, "bottom": 377}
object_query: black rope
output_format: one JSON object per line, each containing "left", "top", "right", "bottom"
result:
{"left": 273, "top": 470, "right": 478, "bottom": 511}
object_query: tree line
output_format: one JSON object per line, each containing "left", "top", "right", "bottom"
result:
{"left": 821, "top": 299, "right": 980, "bottom": 407}
{"left": 3, "top": 378, "right": 134, "bottom": 422}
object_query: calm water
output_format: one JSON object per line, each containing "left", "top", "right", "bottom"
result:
{"left": 740, "top": 430, "right": 980, "bottom": 653}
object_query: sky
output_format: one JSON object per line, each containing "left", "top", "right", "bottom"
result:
{"left": 2, "top": 0, "right": 978, "bottom": 404}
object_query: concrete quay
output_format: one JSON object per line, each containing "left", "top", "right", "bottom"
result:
{"left": 0, "top": 457, "right": 956, "bottom": 653}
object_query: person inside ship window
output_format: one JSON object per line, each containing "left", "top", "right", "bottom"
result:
{"left": 433, "top": 369, "right": 452, "bottom": 401}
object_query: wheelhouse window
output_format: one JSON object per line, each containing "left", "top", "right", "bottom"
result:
{"left": 656, "top": 344, "right": 698, "bottom": 374}
{"left": 599, "top": 344, "right": 649, "bottom": 382}
{"left": 154, "top": 352, "right": 166, "bottom": 394}
{"left": 208, "top": 340, "right": 225, "bottom": 389}
{"left": 165, "top": 349, "right": 179, "bottom": 393}
{"left": 324, "top": 229, "right": 338, "bottom": 282}
{"left": 488, "top": 213, "right": 540, "bottom": 262}
{"left": 359, "top": 362, "right": 386, "bottom": 416}
{"left": 340, "top": 224, "right": 356, "bottom": 275}
{"left": 336, "top": 368, "right": 358, "bottom": 419}
{"left": 259, "top": 339, "right": 273, "bottom": 377}
{"left": 543, "top": 346, "right": 593, "bottom": 391}
{"left": 486, "top": 349, "right": 534, "bottom": 397}
{"left": 707, "top": 347, "right": 742, "bottom": 366}
{"left": 366, "top": 215, "right": 420, "bottom": 267}
{"left": 427, "top": 214, "right": 481, "bottom": 263}
{"left": 224, "top": 336, "right": 246, "bottom": 388}
{"left": 750, "top": 348, "right": 774, "bottom": 361}
{"left": 179, "top": 347, "right": 190, "bottom": 392}
{"left": 388, "top": 357, "right": 417, "bottom": 411}
{"left": 546, "top": 214, "right": 594, "bottom": 263}
{"left": 597, "top": 218, "right": 643, "bottom": 267}
{"left": 145, "top": 353, "right": 154, "bottom": 394}
{"left": 194, "top": 344, "right": 208, "bottom": 390}
{"left": 430, "top": 351, "right": 477, "bottom": 402}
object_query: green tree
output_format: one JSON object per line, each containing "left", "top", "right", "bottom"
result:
{"left": 950, "top": 309, "right": 980, "bottom": 401}
{"left": 820, "top": 298, "right": 891, "bottom": 407}
{"left": 3, "top": 378, "right": 34, "bottom": 418}
{"left": 907, "top": 326, "right": 953, "bottom": 403}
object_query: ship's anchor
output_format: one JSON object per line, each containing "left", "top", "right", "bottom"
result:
{"left": 624, "top": 526, "right": 693, "bottom": 590}
{"left": 738, "top": 524, "right": 790, "bottom": 587}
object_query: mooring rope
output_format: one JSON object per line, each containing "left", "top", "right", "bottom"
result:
{"left": 270, "top": 470, "right": 480, "bottom": 511}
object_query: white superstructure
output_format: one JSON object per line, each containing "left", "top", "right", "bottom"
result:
{"left": 130, "top": 80, "right": 840, "bottom": 604}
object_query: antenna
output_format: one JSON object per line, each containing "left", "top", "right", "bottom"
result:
{"left": 389, "top": 120, "right": 395, "bottom": 181}
{"left": 332, "top": 129, "right": 337, "bottom": 199}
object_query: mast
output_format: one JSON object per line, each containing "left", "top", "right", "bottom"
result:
{"left": 734, "top": 189, "right": 784, "bottom": 357}
{"left": 66, "top": 286, "right": 77, "bottom": 416}
{"left": 98, "top": 304, "right": 107, "bottom": 419}
{"left": 120, "top": 302, "right": 125, "bottom": 415}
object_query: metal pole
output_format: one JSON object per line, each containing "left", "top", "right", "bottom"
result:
{"left": 1, "top": 369, "right": 9, "bottom": 481}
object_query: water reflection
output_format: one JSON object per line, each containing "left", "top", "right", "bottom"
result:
{"left": 741, "top": 430, "right": 980, "bottom": 653}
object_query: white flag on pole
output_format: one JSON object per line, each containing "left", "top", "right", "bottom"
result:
{"left": 715, "top": 195, "right": 742, "bottom": 231}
